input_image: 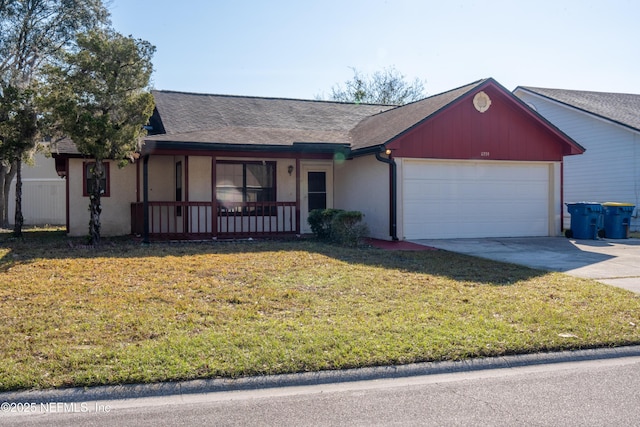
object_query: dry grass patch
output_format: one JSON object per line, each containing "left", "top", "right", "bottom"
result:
{"left": 1, "top": 231, "right": 639, "bottom": 391}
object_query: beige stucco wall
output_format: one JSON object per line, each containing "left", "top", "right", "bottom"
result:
{"left": 277, "top": 159, "right": 297, "bottom": 202}
{"left": 67, "top": 158, "right": 137, "bottom": 237}
{"left": 146, "top": 156, "right": 174, "bottom": 201}
{"left": 334, "top": 155, "right": 392, "bottom": 240}
{"left": 188, "top": 156, "right": 211, "bottom": 201}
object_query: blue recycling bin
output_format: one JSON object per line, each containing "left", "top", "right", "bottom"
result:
{"left": 602, "top": 203, "right": 635, "bottom": 239}
{"left": 566, "top": 202, "right": 604, "bottom": 239}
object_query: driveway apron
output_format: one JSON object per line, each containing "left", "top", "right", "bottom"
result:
{"left": 412, "top": 237, "right": 640, "bottom": 294}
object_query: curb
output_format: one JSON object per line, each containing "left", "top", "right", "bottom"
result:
{"left": 2, "top": 345, "right": 640, "bottom": 404}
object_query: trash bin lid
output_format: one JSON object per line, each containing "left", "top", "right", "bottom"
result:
{"left": 565, "top": 202, "right": 603, "bottom": 206}
{"left": 602, "top": 202, "right": 635, "bottom": 207}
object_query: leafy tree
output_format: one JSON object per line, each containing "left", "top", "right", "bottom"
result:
{"left": 41, "top": 29, "right": 155, "bottom": 245}
{"left": 325, "top": 66, "right": 427, "bottom": 105}
{"left": 0, "top": 0, "right": 109, "bottom": 232}
{"left": 0, "top": 84, "right": 38, "bottom": 235}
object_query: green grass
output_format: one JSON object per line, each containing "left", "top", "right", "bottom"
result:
{"left": 1, "top": 229, "right": 639, "bottom": 391}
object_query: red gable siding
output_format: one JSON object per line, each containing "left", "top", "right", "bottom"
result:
{"left": 387, "top": 83, "right": 570, "bottom": 161}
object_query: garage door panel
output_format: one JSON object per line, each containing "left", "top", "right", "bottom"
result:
{"left": 410, "top": 203, "right": 547, "bottom": 225}
{"left": 403, "top": 161, "right": 549, "bottom": 239}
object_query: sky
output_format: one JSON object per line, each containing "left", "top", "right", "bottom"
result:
{"left": 108, "top": 0, "right": 640, "bottom": 100}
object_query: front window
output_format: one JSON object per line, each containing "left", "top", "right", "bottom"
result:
{"left": 216, "top": 161, "right": 275, "bottom": 212}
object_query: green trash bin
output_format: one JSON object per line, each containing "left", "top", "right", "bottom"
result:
{"left": 602, "top": 202, "right": 635, "bottom": 239}
{"left": 566, "top": 202, "right": 604, "bottom": 239}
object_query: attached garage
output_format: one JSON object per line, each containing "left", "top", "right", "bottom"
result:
{"left": 347, "top": 78, "right": 585, "bottom": 241}
{"left": 401, "top": 159, "right": 551, "bottom": 239}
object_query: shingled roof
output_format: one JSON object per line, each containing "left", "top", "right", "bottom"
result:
{"left": 349, "top": 79, "right": 487, "bottom": 151}
{"left": 147, "top": 81, "right": 496, "bottom": 153}
{"left": 147, "top": 91, "right": 394, "bottom": 147}
{"left": 515, "top": 86, "right": 640, "bottom": 133}
{"left": 58, "top": 78, "right": 578, "bottom": 156}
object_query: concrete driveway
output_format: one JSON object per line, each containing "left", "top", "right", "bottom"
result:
{"left": 412, "top": 237, "right": 640, "bottom": 294}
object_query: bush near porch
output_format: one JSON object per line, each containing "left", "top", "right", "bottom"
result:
{"left": 0, "top": 229, "right": 639, "bottom": 391}
{"left": 307, "top": 208, "right": 369, "bottom": 246}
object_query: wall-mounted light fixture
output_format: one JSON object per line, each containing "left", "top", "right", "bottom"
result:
{"left": 385, "top": 148, "right": 392, "bottom": 155}
{"left": 288, "top": 165, "right": 294, "bottom": 176}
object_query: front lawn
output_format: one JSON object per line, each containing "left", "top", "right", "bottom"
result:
{"left": 1, "top": 230, "right": 639, "bottom": 391}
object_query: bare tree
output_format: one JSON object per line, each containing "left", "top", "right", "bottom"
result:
{"left": 325, "top": 66, "right": 427, "bottom": 105}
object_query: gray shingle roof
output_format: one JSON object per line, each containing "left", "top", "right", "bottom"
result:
{"left": 148, "top": 91, "right": 394, "bottom": 146}
{"left": 516, "top": 86, "right": 640, "bottom": 132}
{"left": 50, "top": 137, "right": 80, "bottom": 155}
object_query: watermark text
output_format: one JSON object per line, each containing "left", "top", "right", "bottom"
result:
{"left": 1, "top": 401, "right": 111, "bottom": 414}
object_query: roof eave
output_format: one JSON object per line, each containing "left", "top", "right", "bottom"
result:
{"left": 141, "top": 140, "right": 351, "bottom": 155}
{"left": 349, "top": 144, "right": 387, "bottom": 158}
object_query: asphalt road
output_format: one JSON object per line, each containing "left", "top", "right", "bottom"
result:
{"left": 4, "top": 355, "right": 640, "bottom": 426}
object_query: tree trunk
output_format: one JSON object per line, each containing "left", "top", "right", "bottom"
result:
{"left": 88, "top": 160, "right": 103, "bottom": 246}
{"left": 0, "top": 168, "right": 6, "bottom": 229}
{"left": 13, "top": 158, "right": 24, "bottom": 237}
{"left": 0, "top": 162, "right": 18, "bottom": 229}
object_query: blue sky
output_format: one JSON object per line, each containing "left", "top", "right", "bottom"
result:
{"left": 109, "top": 0, "right": 640, "bottom": 99}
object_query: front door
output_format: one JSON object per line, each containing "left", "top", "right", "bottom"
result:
{"left": 301, "top": 162, "right": 333, "bottom": 234}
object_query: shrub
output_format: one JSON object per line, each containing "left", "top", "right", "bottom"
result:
{"left": 331, "top": 210, "right": 369, "bottom": 247}
{"left": 308, "top": 208, "right": 369, "bottom": 246}
{"left": 308, "top": 208, "right": 343, "bottom": 239}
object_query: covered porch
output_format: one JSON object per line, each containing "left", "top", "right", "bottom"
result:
{"left": 131, "top": 144, "right": 339, "bottom": 241}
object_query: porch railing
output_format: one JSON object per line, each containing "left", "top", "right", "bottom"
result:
{"left": 131, "top": 201, "right": 298, "bottom": 239}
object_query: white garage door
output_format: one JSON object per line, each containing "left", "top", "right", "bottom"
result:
{"left": 403, "top": 160, "right": 550, "bottom": 239}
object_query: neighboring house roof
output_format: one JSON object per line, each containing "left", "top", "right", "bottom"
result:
{"left": 515, "top": 86, "right": 640, "bottom": 133}
{"left": 50, "top": 137, "right": 80, "bottom": 155}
